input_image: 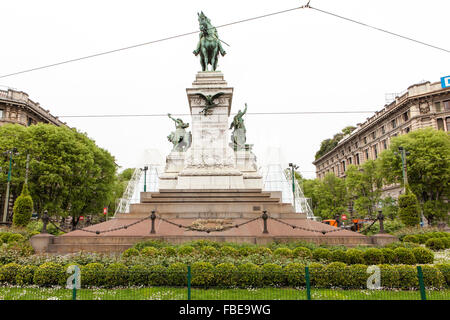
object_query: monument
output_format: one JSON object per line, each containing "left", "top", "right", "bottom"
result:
{"left": 35, "top": 13, "right": 389, "bottom": 254}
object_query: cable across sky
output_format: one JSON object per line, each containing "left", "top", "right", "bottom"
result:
{"left": 0, "top": 3, "right": 448, "bottom": 79}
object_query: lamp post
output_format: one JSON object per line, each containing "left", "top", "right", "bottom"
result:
{"left": 2, "top": 148, "right": 19, "bottom": 223}
{"left": 142, "top": 166, "right": 148, "bottom": 192}
{"left": 394, "top": 146, "right": 410, "bottom": 192}
{"left": 288, "top": 163, "right": 299, "bottom": 212}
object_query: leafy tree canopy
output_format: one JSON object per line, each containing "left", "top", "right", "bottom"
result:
{"left": 315, "top": 126, "right": 356, "bottom": 160}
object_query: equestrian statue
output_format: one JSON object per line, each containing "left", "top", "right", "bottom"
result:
{"left": 193, "top": 12, "right": 227, "bottom": 71}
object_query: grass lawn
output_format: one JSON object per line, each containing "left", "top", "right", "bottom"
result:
{"left": 0, "top": 286, "right": 448, "bottom": 300}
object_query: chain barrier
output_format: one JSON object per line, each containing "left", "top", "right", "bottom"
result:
{"left": 44, "top": 211, "right": 380, "bottom": 236}
{"left": 46, "top": 214, "right": 153, "bottom": 235}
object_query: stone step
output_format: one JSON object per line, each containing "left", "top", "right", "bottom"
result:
{"left": 141, "top": 197, "right": 281, "bottom": 203}
{"left": 159, "top": 188, "right": 263, "bottom": 193}
{"left": 144, "top": 192, "right": 273, "bottom": 198}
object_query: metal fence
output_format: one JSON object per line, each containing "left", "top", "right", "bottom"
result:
{"left": 0, "top": 265, "right": 448, "bottom": 300}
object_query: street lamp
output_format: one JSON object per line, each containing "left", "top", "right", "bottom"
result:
{"left": 142, "top": 166, "right": 149, "bottom": 192}
{"left": 394, "top": 146, "right": 410, "bottom": 192}
{"left": 288, "top": 163, "right": 299, "bottom": 212}
{"left": 2, "top": 148, "right": 19, "bottom": 222}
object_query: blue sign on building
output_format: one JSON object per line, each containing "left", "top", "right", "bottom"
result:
{"left": 441, "top": 75, "right": 450, "bottom": 88}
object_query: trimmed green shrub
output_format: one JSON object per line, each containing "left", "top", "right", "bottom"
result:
{"left": 398, "top": 191, "right": 420, "bottom": 227}
{"left": 261, "top": 263, "right": 285, "bottom": 286}
{"left": 308, "top": 263, "right": 325, "bottom": 287}
{"left": 378, "top": 264, "right": 400, "bottom": 289}
{"left": 293, "top": 247, "right": 312, "bottom": 260}
{"left": 177, "top": 246, "right": 195, "bottom": 256}
{"left": 133, "top": 239, "right": 167, "bottom": 251}
{"left": 396, "top": 265, "right": 418, "bottom": 289}
{"left": 33, "top": 262, "right": 65, "bottom": 287}
{"left": 104, "top": 263, "right": 129, "bottom": 287}
{"left": 324, "top": 262, "right": 346, "bottom": 288}
{"left": 251, "top": 247, "right": 272, "bottom": 256}
{"left": 141, "top": 246, "right": 159, "bottom": 257}
{"left": 191, "top": 262, "right": 215, "bottom": 287}
{"left": 380, "top": 248, "right": 396, "bottom": 264}
{"left": 0, "top": 232, "right": 13, "bottom": 243}
{"left": 411, "top": 247, "right": 434, "bottom": 264}
{"left": 166, "top": 263, "right": 187, "bottom": 286}
{"left": 81, "top": 263, "right": 106, "bottom": 287}
{"left": 148, "top": 265, "right": 167, "bottom": 286}
{"left": 425, "top": 238, "right": 445, "bottom": 251}
{"left": 345, "top": 249, "right": 365, "bottom": 265}
{"left": 220, "top": 246, "right": 239, "bottom": 257}
{"left": 435, "top": 263, "right": 450, "bottom": 286}
{"left": 0, "top": 263, "right": 21, "bottom": 284}
{"left": 273, "top": 247, "right": 293, "bottom": 258}
{"left": 415, "top": 234, "right": 429, "bottom": 244}
{"left": 330, "top": 250, "right": 347, "bottom": 263}
{"left": 344, "top": 264, "right": 368, "bottom": 289}
{"left": 420, "top": 265, "right": 445, "bottom": 289}
{"left": 200, "top": 246, "right": 219, "bottom": 257}
{"left": 238, "top": 247, "right": 253, "bottom": 257}
{"left": 442, "top": 237, "right": 450, "bottom": 249}
{"left": 363, "top": 248, "right": 384, "bottom": 265}
{"left": 12, "top": 183, "right": 33, "bottom": 227}
{"left": 284, "top": 263, "right": 306, "bottom": 287}
{"left": 403, "top": 235, "right": 419, "bottom": 243}
{"left": 312, "top": 248, "right": 331, "bottom": 262}
{"left": 122, "top": 248, "right": 140, "bottom": 258}
{"left": 16, "top": 265, "right": 37, "bottom": 285}
{"left": 161, "top": 247, "right": 177, "bottom": 257}
{"left": 394, "top": 247, "right": 416, "bottom": 265}
{"left": 214, "top": 263, "right": 238, "bottom": 287}
{"left": 129, "top": 264, "right": 150, "bottom": 286}
{"left": 237, "top": 263, "right": 262, "bottom": 288}
{"left": 5, "top": 233, "right": 25, "bottom": 243}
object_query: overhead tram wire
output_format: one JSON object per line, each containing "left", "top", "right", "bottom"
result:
{"left": 1, "top": 4, "right": 448, "bottom": 80}
{"left": 0, "top": 5, "right": 308, "bottom": 79}
{"left": 58, "top": 110, "right": 378, "bottom": 118}
{"left": 309, "top": 5, "right": 450, "bottom": 54}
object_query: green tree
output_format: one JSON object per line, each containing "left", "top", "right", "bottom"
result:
{"left": 345, "top": 160, "right": 383, "bottom": 218}
{"left": 0, "top": 124, "right": 117, "bottom": 229}
{"left": 379, "top": 128, "right": 450, "bottom": 224}
{"left": 12, "top": 183, "right": 33, "bottom": 227}
{"left": 398, "top": 188, "right": 420, "bottom": 226}
{"left": 315, "top": 126, "right": 356, "bottom": 160}
{"left": 312, "top": 173, "right": 348, "bottom": 219}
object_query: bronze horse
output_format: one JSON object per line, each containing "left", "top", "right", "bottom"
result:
{"left": 193, "top": 12, "right": 226, "bottom": 71}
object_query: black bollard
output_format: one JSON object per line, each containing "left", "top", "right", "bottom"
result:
{"left": 150, "top": 210, "right": 156, "bottom": 234}
{"left": 42, "top": 210, "right": 49, "bottom": 234}
{"left": 262, "top": 210, "right": 269, "bottom": 234}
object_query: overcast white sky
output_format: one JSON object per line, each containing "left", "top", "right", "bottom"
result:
{"left": 0, "top": 0, "right": 449, "bottom": 179}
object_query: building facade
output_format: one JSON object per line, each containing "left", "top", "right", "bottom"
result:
{"left": 0, "top": 88, "right": 65, "bottom": 127}
{"left": 0, "top": 88, "right": 66, "bottom": 222}
{"left": 313, "top": 80, "right": 450, "bottom": 198}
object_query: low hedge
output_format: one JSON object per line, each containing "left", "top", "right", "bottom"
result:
{"left": 0, "top": 261, "right": 447, "bottom": 289}
{"left": 425, "top": 238, "right": 447, "bottom": 251}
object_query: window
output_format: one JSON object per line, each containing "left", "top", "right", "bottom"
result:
{"left": 341, "top": 160, "right": 346, "bottom": 172}
{"left": 437, "top": 118, "right": 444, "bottom": 130}
{"left": 365, "top": 148, "right": 369, "bottom": 160}
{"left": 356, "top": 153, "right": 360, "bottom": 165}
{"left": 371, "top": 131, "right": 376, "bottom": 140}
{"left": 363, "top": 137, "right": 367, "bottom": 144}
{"left": 355, "top": 142, "right": 358, "bottom": 148}
{"left": 382, "top": 139, "right": 387, "bottom": 150}
{"left": 446, "top": 117, "right": 450, "bottom": 132}
{"left": 27, "top": 117, "right": 33, "bottom": 126}
{"left": 435, "top": 102, "right": 441, "bottom": 112}
{"left": 405, "top": 127, "right": 410, "bottom": 133}
{"left": 373, "top": 145, "right": 378, "bottom": 159}
{"left": 403, "top": 112, "right": 409, "bottom": 122}
{"left": 391, "top": 119, "right": 397, "bottom": 129}
{"left": 348, "top": 157, "right": 352, "bottom": 165}
{"left": 444, "top": 100, "right": 450, "bottom": 111}
{"left": 0, "top": 109, "right": 3, "bottom": 118}
{"left": 381, "top": 125, "right": 385, "bottom": 134}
